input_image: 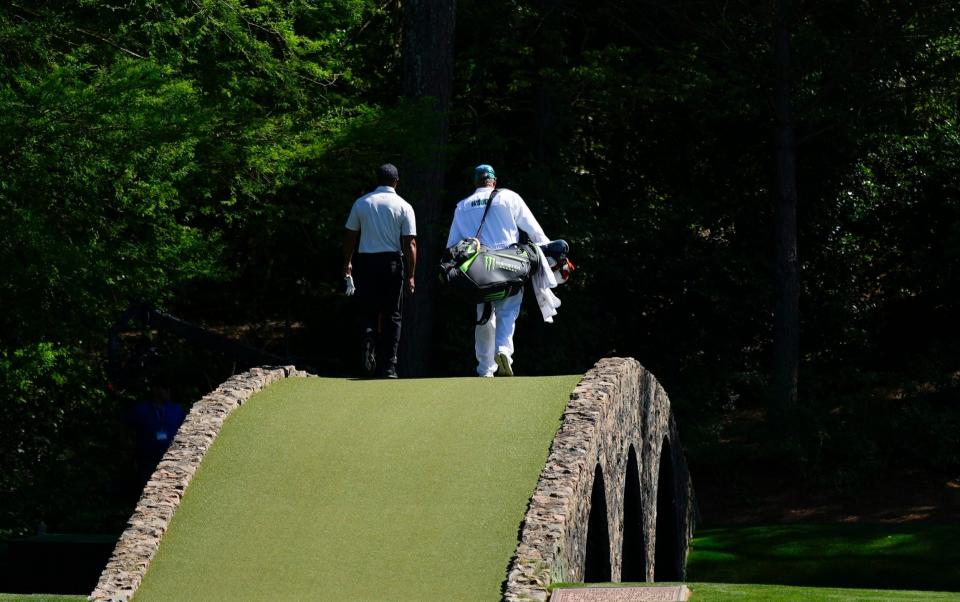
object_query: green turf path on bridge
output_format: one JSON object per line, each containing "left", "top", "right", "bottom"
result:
{"left": 134, "top": 375, "right": 581, "bottom": 602}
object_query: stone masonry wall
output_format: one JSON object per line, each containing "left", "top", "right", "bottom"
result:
{"left": 504, "top": 358, "right": 696, "bottom": 602}
{"left": 89, "top": 358, "right": 691, "bottom": 602}
{"left": 89, "top": 365, "right": 307, "bottom": 602}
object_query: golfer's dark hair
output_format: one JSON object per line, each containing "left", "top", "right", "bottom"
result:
{"left": 377, "top": 163, "right": 399, "bottom": 185}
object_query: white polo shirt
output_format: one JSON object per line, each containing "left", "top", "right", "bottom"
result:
{"left": 446, "top": 187, "right": 549, "bottom": 250}
{"left": 345, "top": 186, "right": 417, "bottom": 253}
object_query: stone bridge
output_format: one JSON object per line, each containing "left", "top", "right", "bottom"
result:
{"left": 504, "top": 357, "right": 697, "bottom": 601}
{"left": 92, "top": 357, "right": 695, "bottom": 601}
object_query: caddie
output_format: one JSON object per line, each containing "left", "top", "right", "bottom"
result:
{"left": 446, "top": 164, "right": 550, "bottom": 377}
{"left": 343, "top": 163, "right": 417, "bottom": 378}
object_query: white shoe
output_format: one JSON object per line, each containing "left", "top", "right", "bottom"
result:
{"left": 495, "top": 352, "right": 513, "bottom": 377}
{"left": 479, "top": 372, "right": 494, "bottom": 378}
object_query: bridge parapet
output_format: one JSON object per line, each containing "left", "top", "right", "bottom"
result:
{"left": 504, "top": 358, "right": 696, "bottom": 601}
{"left": 90, "top": 365, "right": 307, "bottom": 602}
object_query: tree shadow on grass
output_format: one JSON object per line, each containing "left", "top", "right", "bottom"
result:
{"left": 687, "top": 523, "right": 960, "bottom": 592}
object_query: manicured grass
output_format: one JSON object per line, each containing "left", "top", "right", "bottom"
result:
{"left": 688, "top": 524, "right": 960, "bottom": 593}
{"left": 0, "top": 594, "right": 87, "bottom": 602}
{"left": 135, "top": 375, "right": 581, "bottom": 602}
{"left": 553, "top": 583, "right": 960, "bottom": 601}
{"left": 685, "top": 583, "right": 960, "bottom": 601}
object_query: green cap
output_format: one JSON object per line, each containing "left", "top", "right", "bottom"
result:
{"left": 473, "top": 164, "right": 496, "bottom": 184}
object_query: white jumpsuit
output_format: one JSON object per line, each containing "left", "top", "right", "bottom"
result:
{"left": 446, "top": 187, "right": 549, "bottom": 376}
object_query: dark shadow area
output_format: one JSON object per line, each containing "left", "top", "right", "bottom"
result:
{"left": 0, "top": 533, "right": 116, "bottom": 595}
{"left": 621, "top": 444, "right": 647, "bottom": 581}
{"left": 583, "top": 464, "right": 612, "bottom": 582}
{"left": 655, "top": 438, "right": 681, "bottom": 581}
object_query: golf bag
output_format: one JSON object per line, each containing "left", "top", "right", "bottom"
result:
{"left": 440, "top": 238, "right": 540, "bottom": 305}
{"left": 541, "top": 239, "right": 574, "bottom": 284}
{"left": 439, "top": 189, "right": 572, "bottom": 324}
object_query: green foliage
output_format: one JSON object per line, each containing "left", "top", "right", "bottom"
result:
{"left": 786, "top": 364, "right": 960, "bottom": 489}
{"left": 0, "top": 0, "right": 394, "bottom": 536}
{"left": 1, "top": 0, "right": 959, "bottom": 541}
{"left": 447, "top": 0, "right": 960, "bottom": 490}
{"left": 0, "top": 57, "right": 221, "bottom": 343}
{"left": 0, "top": 343, "right": 119, "bottom": 537}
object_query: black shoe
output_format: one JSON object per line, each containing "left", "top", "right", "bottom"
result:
{"left": 383, "top": 364, "right": 399, "bottom": 379}
{"left": 361, "top": 333, "right": 376, "bottom": 377}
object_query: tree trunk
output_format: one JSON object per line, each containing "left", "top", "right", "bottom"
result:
{"left": 772, "top": 0, "right": 800, "bottom": 411}
{"left": 398, "top": 0, "right": 456, "bottom": 377}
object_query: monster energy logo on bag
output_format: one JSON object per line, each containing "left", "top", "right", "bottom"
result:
{"left": 484, "top": 254, "right": 523, "bottom": 273}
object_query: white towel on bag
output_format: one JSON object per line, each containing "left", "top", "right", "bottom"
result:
{"left": 532, "top": 243, "right": 562, "bottom": 323}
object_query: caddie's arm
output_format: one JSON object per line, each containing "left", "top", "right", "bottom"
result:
{"left": 343, "top": 228, "right": 359, "bottom": 277}
{"left": 402, "top": 235, "right": 417, "bottom": 295}
{"left": 515, "top": 197, "right": 550, "bottom": 245}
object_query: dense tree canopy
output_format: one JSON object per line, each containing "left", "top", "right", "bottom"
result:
{"left": 1, "top": 0, "right": 958, "bottom": 537}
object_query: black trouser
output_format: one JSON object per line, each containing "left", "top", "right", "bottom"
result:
{"left": 353, "top": 252, "right": 404, "bottom": 370}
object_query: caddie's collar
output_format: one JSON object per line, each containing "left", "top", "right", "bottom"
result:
{"left": 375, "top": 186, "right": 396, "bottom": 193}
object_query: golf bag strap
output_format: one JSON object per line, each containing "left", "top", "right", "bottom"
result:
{"left": 476, "top": 302, "right": 493, "bottom": 326}
{"left": 474, "top": 189, "right": 500, "bottom": 241}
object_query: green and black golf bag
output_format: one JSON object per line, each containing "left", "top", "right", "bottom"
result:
{"left": 439, "top": 190, "right": 540, "bottom": 324}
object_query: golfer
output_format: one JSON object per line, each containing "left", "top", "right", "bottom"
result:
{"left": 343, "top": 163, "right": 417, "bottom": 378}
{"left": 446, "top": 164, "right": 549, "bottom": 377}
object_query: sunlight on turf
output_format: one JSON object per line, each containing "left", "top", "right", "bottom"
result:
{"left": 134, "top": 375, "right": 581, "bottom": 602}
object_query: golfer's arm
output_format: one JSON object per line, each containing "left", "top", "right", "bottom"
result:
{"left": 401, "top": 235, "right": 417, "bottom": 277}
{"left": 343, "top": 229, "right": 359, "bottom": 276}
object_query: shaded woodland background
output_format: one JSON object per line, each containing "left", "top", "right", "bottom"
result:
{"left": 1, "top": 0, "right": 959, "bottom": 539}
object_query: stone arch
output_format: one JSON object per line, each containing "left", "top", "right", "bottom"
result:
{"left": 583, "top": 464, "right": 612, "bottom": 582}
{"left": 620, "top": 444, "right": 646, "bottom": 582}
{"left": 654, "top": 436, "right": 681, "bottom": 581}
{"left": 505, "top": 358, "right": 697, "bottom": 601}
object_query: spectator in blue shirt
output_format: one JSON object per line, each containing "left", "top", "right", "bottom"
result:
{"left": 126, "top": 384, "right": 186, "bottom": 484}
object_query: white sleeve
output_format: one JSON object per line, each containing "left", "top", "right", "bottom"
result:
{"left": 446, "top": 207, "right": 464, "bottom": 248}
{"left": 513, "top": 194, "right": 549, "bottom": 244}
{"left": 345, "top": 201, "right": 361, "bottom": 231}
{"left": 401, "top": 203, "right": 416, "bottom": 236}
